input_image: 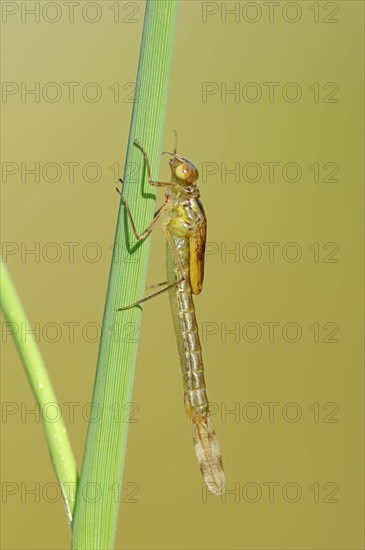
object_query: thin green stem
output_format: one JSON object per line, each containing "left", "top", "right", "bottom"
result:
{"left": 0, "top": 259, "right": 78, "bottom": 523}
{"left": 71, "top": 1, "right": 179, "bottom": 548}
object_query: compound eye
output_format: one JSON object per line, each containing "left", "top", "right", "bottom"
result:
{"left": 175, "top": 163, "right": 192, "bottom": 180}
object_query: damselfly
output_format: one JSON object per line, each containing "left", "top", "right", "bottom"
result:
{"left": 117, "top": 139, "right": 226, "bottom": 495}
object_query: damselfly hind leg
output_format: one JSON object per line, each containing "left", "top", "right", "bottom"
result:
{"left": 146, "top": 281, "right": 167, "bottom": 290}
{"left": 117, "top": 276, "right": 185, "bottom": 311}
{"left": 116, "top": 230, "right": 187, "bottom": 311}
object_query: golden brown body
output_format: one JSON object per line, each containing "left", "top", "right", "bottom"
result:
{"left": 118, "top": 140, "right": 226, "bottom": 494}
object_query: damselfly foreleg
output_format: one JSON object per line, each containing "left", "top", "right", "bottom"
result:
{"left": 134, "top": 139, "right": 175, "bottom": 188}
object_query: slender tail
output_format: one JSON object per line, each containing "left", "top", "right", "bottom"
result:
{"left": 192, "top": 418, "right": 226, "bottom": 495}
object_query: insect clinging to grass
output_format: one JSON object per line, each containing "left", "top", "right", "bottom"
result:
{"left": 117, "top": 138, "right": 226, "bottom": 495}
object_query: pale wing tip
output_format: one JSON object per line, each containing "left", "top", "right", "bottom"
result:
{"left": 205, "top": 475, "right": 226, "bottom": 495}
{"left": 193, "top": 419, "right": 226, "bottom": 496}
{"left": 203, "top": 458, "right": 226, "bottom": 495}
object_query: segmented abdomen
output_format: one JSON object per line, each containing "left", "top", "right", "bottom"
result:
{"left": 166, "top": 235, "right": 226, "bottom": 495}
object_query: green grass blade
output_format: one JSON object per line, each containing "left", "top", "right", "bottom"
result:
{"left": 71, "top": 1, "right": 179, "bottom": 548}
{"left": 0, "top": 259, "right": 78, "bottom": 523}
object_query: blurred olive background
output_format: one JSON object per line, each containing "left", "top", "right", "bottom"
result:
{"left": 1, "top": 1, "right": 364, "bottom": 549}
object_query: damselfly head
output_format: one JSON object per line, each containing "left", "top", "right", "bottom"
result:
{"left": 162, "top": 152, "right": 199, "bottom": 185}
